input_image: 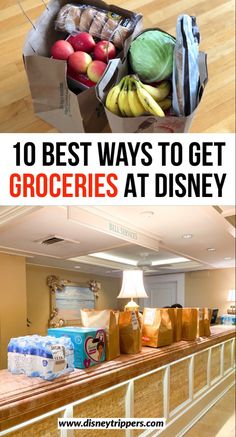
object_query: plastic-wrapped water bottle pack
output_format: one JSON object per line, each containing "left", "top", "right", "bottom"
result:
{"left": 8, "top": 335, "right": 74, "bottom": 380}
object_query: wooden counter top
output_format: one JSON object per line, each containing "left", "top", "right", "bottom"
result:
{"left": 0, "top": 325, "right": 235, "bottom": 431}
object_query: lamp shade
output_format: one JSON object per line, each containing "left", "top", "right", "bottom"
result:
{"left": 117, "top": 270, "right": 148, "bottom": 299}
{"left": 227, "top": 289, "right": 235, "bottom": 302}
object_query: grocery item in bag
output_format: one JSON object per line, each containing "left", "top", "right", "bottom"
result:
{"left": 81, "top": 309, "right": 120, "bottom": 360}
{"left": 119, "top": 311, "right": 141, "bottom": 354}
{"left": 129, "top": 29, "right": 175, "bottom": 82}
{"left": 142, "top": 308, "right": 173, "bottom": 348}
{"left": 168, "top": 308, "right": 182, "bottom": 342}
{"left": 181, "top": 308, "right": 198, "bottom": 341}
{"left": 55, "top": 3, "right": 142, "bottom": 49}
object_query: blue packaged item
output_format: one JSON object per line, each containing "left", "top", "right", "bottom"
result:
{"left": 48, "top": 327, "right": 106, "bottom": 369}
{"left": 221, "top": 314, "right": 236, "bottom": 325}
{"left": 7, "top": 335, "right": 74, "bottom": 380}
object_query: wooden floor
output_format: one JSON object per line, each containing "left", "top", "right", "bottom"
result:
{"left": 0, "top": 0, "right": 235, "bottom": 133}
{"left": 184, "top": 385, "right": 235, "bottom": 437}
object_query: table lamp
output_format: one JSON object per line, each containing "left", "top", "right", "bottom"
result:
{"left": 117, "top": 270, "right": 148, "bottom": 311}
{"left": 227, "top": 289, "right": 236, "bottom": 314}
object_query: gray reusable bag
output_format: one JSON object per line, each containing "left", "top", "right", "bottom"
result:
{"left": 172, "top": 15, "right": 204, "bottom": 116}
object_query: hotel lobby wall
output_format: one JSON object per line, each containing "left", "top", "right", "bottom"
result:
{"left": 0, "top": 253, "right": 27, "bottom": 369}
{"left": 185, "top": 268, "right": 235, "bottom": 315}
{"left": 26, "top": 265, "right": 121, "bottom": 336}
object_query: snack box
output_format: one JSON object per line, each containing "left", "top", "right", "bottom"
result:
{"left": 48, "top": 327, "right": 106, "bottom": 368}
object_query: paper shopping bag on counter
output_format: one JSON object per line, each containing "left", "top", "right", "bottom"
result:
{"left": 197, "top": 308, "right": 205, "bottom": 337}
{"left": 23, "top": 0, "right": 143, "bottom": 133}
{"left": 97, "top": 29, "right": 208, "bottom": 133}
{"left": 204, "top": 308, "right": 212, "bottom": 337}
{"left": 181, "top": 308, "right": 198, "bottom": 341}
{"left": 168, "top": 308, "right": 182, "bottom": 342}
{"left": 119, "top": 311, "right": 141, "bottom": 354}
{"left": 142, "top": 308, "right": 173, "bottom": 348}
{"left": 81, "top": 309, "right": 120, "bottom": 360}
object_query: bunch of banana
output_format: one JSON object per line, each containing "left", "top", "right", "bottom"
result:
{"left": 105, "top": 75, "right": 172, "bottom": 118}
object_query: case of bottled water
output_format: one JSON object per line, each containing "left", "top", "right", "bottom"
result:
{"left": 7, "top": 335, "right": 74, "bottom": 380}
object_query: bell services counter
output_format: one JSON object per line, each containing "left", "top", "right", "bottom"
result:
{"left": 0, "top": 325, "right": 235, "bottom": 437}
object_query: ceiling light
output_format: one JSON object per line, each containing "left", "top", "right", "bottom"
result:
{"left": 207, "top": 248, "right": 216, "bottom": 252}
{"left": 152, "top": 256, "right": 189, "bottom": 266}
{"left": 224, "top": 256, "right": 232, "bottom": 260}
{"left": 139, "top": 211, "right": 154, "bottom": 219}
{"left": 89, "top": 252, "right": 137, "bottom": 266}
{"left": 74, "top": 265, "right": 81, "bottom": 269}
{"left": 182, "top": 234, "right": 193, "bottom": 239}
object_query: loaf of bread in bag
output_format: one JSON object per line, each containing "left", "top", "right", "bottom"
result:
{"left": 55, "top": 4, "right": 82, "bottom": 33}
{"left": 55, "top": 3, "right": 134, "bottom": 48}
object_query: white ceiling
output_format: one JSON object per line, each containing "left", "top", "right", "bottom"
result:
{"left": 0, "top": 205, "right": 235, "bottom": 277}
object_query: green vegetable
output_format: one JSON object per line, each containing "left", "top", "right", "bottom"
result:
{"left": 129, "top": 30, "right": 176, "bottom": 83}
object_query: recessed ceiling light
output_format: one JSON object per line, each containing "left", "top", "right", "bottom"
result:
{"left": 140, "top": 211, "right": 154, "bottom": 219}
{"left": 224, "top": 256, "right": 232, "bottom": 260}
{"left": 89, "top": 252, "right": 137, "bottom": 266}
{"left": 182, "top": 234, "right": 193, "bottom": 239}
{"left": 74, "top": 265, "right": 81, "bottom": 269}
{"left": 207, "top": 248, "right": 216, "bottom": 252}
{"left": 152, "top": 256, "right": 189, "bottom": 266}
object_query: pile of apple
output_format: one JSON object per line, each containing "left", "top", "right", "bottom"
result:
{"left": 51, "top": 32, "right": 117, "bottom": 87}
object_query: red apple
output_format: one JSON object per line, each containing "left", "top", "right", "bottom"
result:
{"left": 87, "top": 60, "right": 107, "bottom": 83}
{"left": 68, "top": 51, "right": 92, "bottom": 74}
{"left": 67, "top": 32, "right": 96, "bottom": 53}
{"left": 93, "top": 40, "right": 116, "bottom": 63}
{"left": 67, "top": 66, "right": 96, "bottom": 87}
{"left": 51, "top": 40, "right": 74, "bottom": 60}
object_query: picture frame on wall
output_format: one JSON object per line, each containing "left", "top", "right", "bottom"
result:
{"left": 48, "top": 277, "right": 95, "bottom": 327}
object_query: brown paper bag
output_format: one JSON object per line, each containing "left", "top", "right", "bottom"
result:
{"left": 23, "top": 0, "right": 143, "bottom": 133}
{"left": 81, "top": 309, "right": 120, "bottom": 361}
{"left": 197, "top": 308, "right": 205, "bottom": 337}
{"left": 142, "top": 308, "right": 173, "bottom": 348}
{"left": 181, "top": 308, "right": 198, "bottom": 341}
{"left": 97, "top": 29, "right": 208, "bottom": 133}
{"left": 119, "top": 311, "right": 141, "bottom": 354}
{"left": 168, "top": 308, "right": 182, "bottom": 342}
{"left": 204, "top": 308, "right": 212, "bottom": 337}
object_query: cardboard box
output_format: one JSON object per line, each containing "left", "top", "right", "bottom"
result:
{"left": 48, "top": 327, "right": 106, "bottom": 368}
{"left": 23, "top": 0, "right": 143, "bottom": 133}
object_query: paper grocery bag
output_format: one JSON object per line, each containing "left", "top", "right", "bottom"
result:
{"left": 168, "top": 308, "right": 182, "bottom": 342}
{"left": 23, "top": 0, "right": 143, "bottom": 133}
{"left": 81, "top": 309, "right": 120, "bottom": 361}
{"left": 204, "top": 308, "right": 212, "bottom": 337}
{"left": 142, "top": 308, "right": 173, "bottom": 348}
{"left": 119, "top": 311, "right": 141, "bottom": 354}
{"left": 197, "top": 308, "right": 205, "bottom": 337}
{"left": 181, "top": 308, "right": 198, "bottom": 341}
{"left": 97, "top": 35, "right": 208, "bottom": 133}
